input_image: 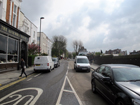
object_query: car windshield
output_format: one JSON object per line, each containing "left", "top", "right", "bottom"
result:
{"left": 52, "top": 58, "right": 57, "bottom": 61}
{"left": 77, "top": 58, "right": 89, "bottom": 63}
{"left": 113, "top": 67, "right": 140, "bottom": 82}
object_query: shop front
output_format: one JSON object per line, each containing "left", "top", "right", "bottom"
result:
{"left": 0, "top": 19, "right": 30, "bottom": 72}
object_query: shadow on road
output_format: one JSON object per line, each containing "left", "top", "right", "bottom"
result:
{"left": 83, "top": 89, "right": 109, "bottom": 105}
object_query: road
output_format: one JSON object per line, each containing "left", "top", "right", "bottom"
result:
{"left": 0, "top": 60, "right": 109, "bottom": 105}
{"left": 68, "top": 60, "right": 109, "bottom": 105}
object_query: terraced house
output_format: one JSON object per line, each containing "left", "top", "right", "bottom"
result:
{"left": 0, "top": 0, "right": 30, "bottom": 72}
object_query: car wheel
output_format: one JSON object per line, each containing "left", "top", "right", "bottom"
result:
{"left": 116, "top": 99, "right": 125, "bottom": 105}
{"left": 87, "top": 70, "right": 90, "bottom": 72}
{"left": 91, "top": 80, "right": 96, "bottom": 93}
{"left": 49, "top": 67, "right": 51, "bottom": 72}
{"left": 75, "top": 68, "right": 78, "bottom": 72}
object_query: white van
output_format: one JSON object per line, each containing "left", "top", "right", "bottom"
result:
{"left": 34, "top": 56, "right": 54, "bottom": 72}
{"left": 74, "top": 56, "right": 90, "bottom": 72}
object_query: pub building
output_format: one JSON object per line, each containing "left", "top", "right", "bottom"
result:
{"left": 0, "top": 19, "right": 30, "bottom": 72}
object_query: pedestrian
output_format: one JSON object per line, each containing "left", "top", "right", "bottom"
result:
{"left": 19, "top": 58, "right": 27, "bottom": 77}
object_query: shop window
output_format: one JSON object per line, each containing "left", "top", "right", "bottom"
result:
{"left": 8, "top": 55, "right": 17, "bottom": 62}
{"left": 0, "top": 35, "right": 7, "bottom": 54}
{"left": 8, "top": 38, "right": 18, "bottom": 54}
{"left": 8, "top": 38, "right": 18, "bottom": 62}
{"left": 0, "top": 55, "right": 6, "bottom": 63}
{"left": 0, "top": 34, "right": 19, "bottom": 64}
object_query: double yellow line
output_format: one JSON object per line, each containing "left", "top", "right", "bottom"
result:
{"left": 0, "top": 74, "right": 34, "bottom": 91}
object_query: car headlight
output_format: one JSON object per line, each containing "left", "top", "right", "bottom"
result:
{"left": 132, "top": 99, "right": 140, "bottom": 105}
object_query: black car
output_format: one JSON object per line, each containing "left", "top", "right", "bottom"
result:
{"left": 91, "top": 64, "right": 140, "bottom": 105}
{"left": 52, "top": 57, "right": 60, "bottom": 68}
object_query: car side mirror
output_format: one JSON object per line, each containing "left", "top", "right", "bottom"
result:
{"left": 102, "top": 77, "right": 111, "bottom": 84}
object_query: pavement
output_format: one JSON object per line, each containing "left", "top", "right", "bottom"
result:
{"left": 0, "top": 66, "right": 34, "bottom": 87}
{"left": 0, "top": 63, "right": 99, "bottom": 87}
{"left": 90, "top": 63, "right": 99, "bottom": 70}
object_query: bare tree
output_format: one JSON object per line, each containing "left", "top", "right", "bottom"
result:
{"left": 72, "top": 40, "right": 83, "bottom": 55}
{"left": 78, "top": 40, "right": 83, "bottom": 52}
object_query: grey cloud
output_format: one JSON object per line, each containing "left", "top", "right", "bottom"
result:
{"left": 87, "top": 10, "right": 107, "bottom": 29}
{"left": 45, "top": 10, "right": 85, "bottom": 37}
{"left": 21, "top": 0, "right": 140, "bottom": 52}
{"left": 21, "top": 0, "right": 52, "bottom": 22}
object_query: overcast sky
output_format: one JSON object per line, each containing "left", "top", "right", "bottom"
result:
{"left": 21, "top": 0, "right": 140, "bottom": 54}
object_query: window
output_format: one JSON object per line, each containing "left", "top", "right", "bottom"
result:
{"left": 8, "top": 38, "right": 18, "bottom": 54}
{"left": 8, "top": 38, "right": 18, "bottom": 62}
{"left": 102, "top": 67, "right": 112, "bottom": 77}
{"left": 12, "top": 5, "right": 17, "bottom": 27}
{"left": 0, "top": 34, "right": 18, "bottom": 63}
{"left": 33, "top": 31, "right": 35, "bottom": 38}
{"left": 77, "top": 58, "right": 89, "bottom": 63}
{"left": 0, "top": 55, "right": 6, "bottom": 63}
{"left": 37, "top": 37, "right": 40, "bottom": 41}
{"left": 97, "top": 66, "right": 105, "bottom": 73}
{"left": 0, "top": 35, "right": 7, "bottom": 54}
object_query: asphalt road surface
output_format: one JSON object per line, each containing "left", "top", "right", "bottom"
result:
{"left": 67, "top": 60, "right": 109, "bottom": 105}
{"left": 0, "top": 60, "right": 109, "bottom": 105}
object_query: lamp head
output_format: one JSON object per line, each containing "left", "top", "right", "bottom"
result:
{"left": 40, "top": 17, "right": 44, "bottom": 19}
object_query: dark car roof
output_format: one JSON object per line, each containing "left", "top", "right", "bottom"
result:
{"left": 101, "top": 64, "right": 140, "bottom": 68}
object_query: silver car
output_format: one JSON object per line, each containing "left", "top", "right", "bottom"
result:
{"left": 74, "top": 56, "right": 90, "bottom": 72}
{"left": 52, "top": 57, "right": 60, "bottom": 68}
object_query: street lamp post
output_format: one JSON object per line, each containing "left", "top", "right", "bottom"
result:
{"left": 39, "top": 17, "right": 44, "bottom": 55}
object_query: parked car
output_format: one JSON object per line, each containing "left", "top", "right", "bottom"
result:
{"left": 34, "top": 56, "right": 54, "bottom": 72}
{"left": 74, "top": 56, "right": 90, "bottom": 72}
{"left": 91, "top": 64, "right": 140, "bottom": 105}
{"left": 52, "top": 57, "right": 60, "bottom": 68}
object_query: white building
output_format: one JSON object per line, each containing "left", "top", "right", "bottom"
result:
{"left": 0, "top": 0, "right": 22, "bottom": 28}
{"left": 47, "top": 37, "right": 53, "bottom": 56}
{"left": 18, "top": 11, "right": 38, "bottom": 44}
{"left": 37, "top": 32, "right": 52, "bottom": 56}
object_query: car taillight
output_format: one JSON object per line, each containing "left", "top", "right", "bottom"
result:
{"left": 47, "top": 63, "right": 49, "bottom": 66}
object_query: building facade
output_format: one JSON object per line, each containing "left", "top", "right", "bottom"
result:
{"left": 37, "top": 32, "right": 47, "bottom": 54}
{"left": 0, "top": 0, "right": 22, "bottom": 28}
{"left": 0, "top": 19, "right": 30, "bottom": 72}
{"left": 37, "top": 32, "right": 52, "bottom": 56}
{"left": 0, "top": 0, "right": 30, "bottom": 72}
{"left": 19, "top": 11, "right": 38, "bottom": 44}
{"left": 130, "top": 50, "right": 140, "bottom": 55}
{"left": 105, "top": 49, "right": 127, "bottom": 55}
{"left": 47, "top": 37, "right": 53, "bottom": 56}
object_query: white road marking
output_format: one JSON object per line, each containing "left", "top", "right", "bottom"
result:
{"left": 63, "top": 89, "right": 73, "bottom": 93}
{"left": 56, "top": 66, "right": 83, "bottom": 105}
{"left": 56, "top": 76, "right": 67, "bottom": 105}
{"left": 66, "top": 70, "right": 68, "bottom": 76}
{"left": 0, "top": 88, "right": 43, "bottom": 105}
{"left": 27, "top": 78, "right": 32, "bottom": 81}
{"left": 34, "top": 73, "right": 41, "bottom": 77}
{"left": 66, "top": 66, "right": 69, "bottom": 76}
{"left": 66, "top": 76, "right": 83, "bottom": 105}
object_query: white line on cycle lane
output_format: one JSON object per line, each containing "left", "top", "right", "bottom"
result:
{"left": 56, "top": 66, "right": 83, "bottom": 105}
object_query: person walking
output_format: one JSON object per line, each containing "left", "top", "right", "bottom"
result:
{"left": 19, "top": 58, "right": 27, "bottom": 77}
